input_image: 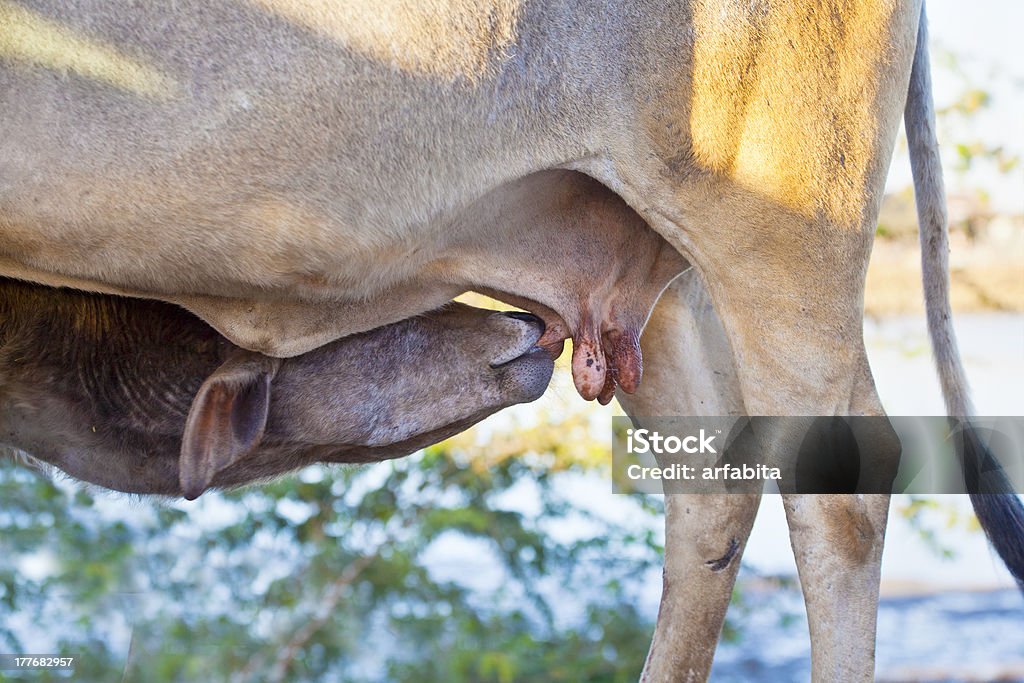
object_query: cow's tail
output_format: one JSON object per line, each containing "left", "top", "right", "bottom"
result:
{"left": 906, "top": 4, "right": 1024, "bottom": 589}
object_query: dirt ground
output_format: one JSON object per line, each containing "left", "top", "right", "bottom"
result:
{"left": 864, "top": 233, "right": 1024, "bottom": 317}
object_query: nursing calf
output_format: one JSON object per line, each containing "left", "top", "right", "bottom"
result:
{"left": 0, "top": 279, "right": 553, "bottom": 499}
{"left": 4, "top": 2, "right": 1023, "bottom": 679}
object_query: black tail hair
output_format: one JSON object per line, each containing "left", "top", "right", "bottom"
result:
{"left": 959, "top": 425, "right": 1024, "bottom": 589}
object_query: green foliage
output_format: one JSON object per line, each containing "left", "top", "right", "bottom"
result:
{"left": 894, "top": 495, "right": 977, "bottom": 561}
{"left": 933, "top": 48, "right": 1021, "bottom": 179}
{"left": 0, "top": 425, "right": 663, "bottom": 682}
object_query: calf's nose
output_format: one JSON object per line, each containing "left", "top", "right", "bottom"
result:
{"left": 486, "top": 311, "right": 545, "bottom": 366}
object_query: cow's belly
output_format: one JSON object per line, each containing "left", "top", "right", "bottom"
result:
{"left": 0, "top": 178, "right": 467, "bottom": 303}
{"left": 0, "top": 0, "right": 610, "bottom": 303}
{"left": 0, "top": 107, "right": 547, "bottom": 305}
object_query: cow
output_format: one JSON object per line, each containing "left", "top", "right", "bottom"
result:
{"left": 0, "top": 277, "right": 556, "bottom": 498}
{"left": 1, "top": 0, "right": 1022, "bottom": 680}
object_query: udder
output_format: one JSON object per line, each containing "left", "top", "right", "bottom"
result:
{"left": 454, "top": 171, "right": 689, "bottom": 404}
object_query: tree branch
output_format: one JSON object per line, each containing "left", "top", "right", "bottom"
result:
{"left": 266, "top": 550, "right": 379, "bottom": 682}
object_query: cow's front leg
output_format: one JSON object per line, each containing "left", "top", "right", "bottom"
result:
{"left": 618, "top": 271, "right": 760, "bottom": 683}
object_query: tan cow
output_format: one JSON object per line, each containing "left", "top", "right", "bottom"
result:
{"left": 1, "top": 0, "right": 1021, "bottom": 680}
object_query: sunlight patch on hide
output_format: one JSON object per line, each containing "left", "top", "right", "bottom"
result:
{"left": 0, "top": 0, "right": 178, "bottom": 99}
{"left": 247, "top": 0, "right": 521, "bottom": 80}
{"left": 689, "top": 0, "right": 906, "bottom": 225}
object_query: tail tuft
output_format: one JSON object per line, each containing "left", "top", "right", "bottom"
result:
{"left": 960, "top": 427, "right": 1024, "bottom": 589}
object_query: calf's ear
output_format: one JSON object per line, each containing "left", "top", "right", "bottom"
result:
{"left": 180, "top": 351, "right": 282, "bottom": 500}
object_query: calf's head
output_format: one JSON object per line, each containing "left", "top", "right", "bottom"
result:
{"left": 182, "top": 304, "right": 553, "bottom": 498}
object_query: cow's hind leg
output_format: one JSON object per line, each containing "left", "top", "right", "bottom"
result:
{"left": 783, "top": 493, "right": 890, "bottom": 682}
{"left": 781, "top": 365, "right": 896, "bottom": 682}
{"left": 643, "top": 493, "right": 759, "bottom": 683}
{"left": 618, "top": 271, "right": 760, "bottom": 682}
{"left": 608, "top": 4, "right": 917, "bottom": 675}
{"left": 651, "top": 189, "right": 900, "bottom": 681}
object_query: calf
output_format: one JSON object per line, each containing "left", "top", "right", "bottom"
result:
{"left": 0, "top": 279, "right": 553, "bottom": 499}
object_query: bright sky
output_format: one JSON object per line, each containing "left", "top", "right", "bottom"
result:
{"left": 888, "top": 1, "right": 1024, "bottom": 212}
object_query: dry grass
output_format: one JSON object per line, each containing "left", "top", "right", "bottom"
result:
{"left": 865, "top": 233, "right": 1024, "bottom": 317}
